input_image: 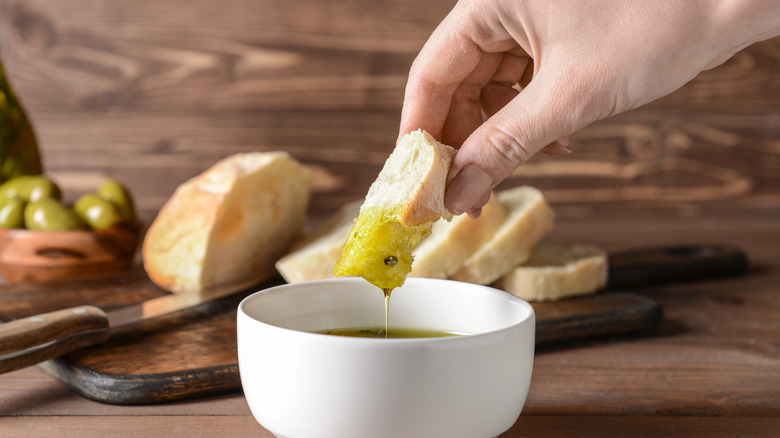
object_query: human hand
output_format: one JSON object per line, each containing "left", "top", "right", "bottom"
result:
{"left": 399, "top": 0, "right": 780, "bottom": 217}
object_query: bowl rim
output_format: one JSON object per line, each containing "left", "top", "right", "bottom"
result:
{"left": 238, "top": 277, "right": 535, "bottom": 343}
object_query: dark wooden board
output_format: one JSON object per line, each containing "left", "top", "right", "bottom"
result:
{"left": 0, "top": 269, "right": 264, "bottom": 404}
{"left": 0, "top": 271, "right": 659, "bottom": 405}
{"left": 0, "top": 245, "right": 746, "bottom": 405}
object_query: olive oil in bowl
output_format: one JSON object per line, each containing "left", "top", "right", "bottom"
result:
{"left": 315, "top": 327, "right": 463, "bottom": 339}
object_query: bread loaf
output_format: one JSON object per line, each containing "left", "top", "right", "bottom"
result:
{"left": 494, "top": 243, "right": 608, "bottom": 301}
{"left": 450, "top": 186, "right": 555, "bottom": 285}
{"left": 143, "top": 152, "right": 312, "bottom": 293}
{"left": 334, "top": 130, "right": 455, "bottom": 292}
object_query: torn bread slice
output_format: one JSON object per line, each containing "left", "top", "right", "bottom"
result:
{"left": 450, "top": 186, "right": 555, "bottom": 285}
{"left": 275, "top": 199, "right": 361, "bottom": 283}
{"left": 334, "top": 129, "right": 455, "bottom": 292}
{"left": 143, "top": 152, "right": 312, "bottom": 293}
{"left": 409, "top": 192, "right": 506, "bottom": 279}
{"left": 494, "top": 243, "right": 608, "bottom": 301}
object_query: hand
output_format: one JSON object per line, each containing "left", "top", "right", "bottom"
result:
{"left": 399, "top": 0, "right": 780, "bottom": 217}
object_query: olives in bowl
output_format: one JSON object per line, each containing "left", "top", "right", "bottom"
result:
{"left": 0, "top": 175, "right": 136, "bottom": 231}
{"left": 0, "top": 175, "right": 62, "bottom": 205}
{"left": 0, "top": 175, "right": 140, "bottom": 283}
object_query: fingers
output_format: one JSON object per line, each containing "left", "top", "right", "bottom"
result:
{"left": 445, "top": 73, "right": 580, "bottom": 215}
{"left": 466, "top": 189, "right": 492, "bottom": 219}
{"left": 441, "top": 52, "right": 503, "bottom": 148}
{"left": 443, "top": 164, "right": 494, "bottom": 216}
{"left": 540, "top": 137, "right": 572, "bottom": 155}
{"left": 398, "top": 7, "right": 485, "bottom": 142}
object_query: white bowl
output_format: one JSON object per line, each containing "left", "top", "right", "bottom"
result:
{"left": 237, "top": 277, "right": 535, "bottom": 438}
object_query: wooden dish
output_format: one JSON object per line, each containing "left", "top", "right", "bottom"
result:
{"left": 0, "top": 225, "right": 140, "bottom": 283}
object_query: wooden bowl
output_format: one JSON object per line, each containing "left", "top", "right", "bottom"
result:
{"left": 0, "top": 225, "right": 140, "bottom": 284}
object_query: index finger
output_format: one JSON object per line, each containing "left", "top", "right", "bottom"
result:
{"left": 398, "top": 11, "right": 484, "bottom": 142}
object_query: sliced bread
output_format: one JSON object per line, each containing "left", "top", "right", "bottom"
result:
{"left": 143, "top": 152, "right": 312, "bottom": 293}
{"left": 450, "top": 186, "right": 555, "bottom": 285}
{"left": 275, "top": 199, "right": 361, "bottom": 283}
{"left": 334, "top": 129, "right": 455, "bottom": 292}
{"left": 409, "top": 192, "right": 506, "bottom": 279}
{"left": 494, "top": 243, "right": 608, "bottom": 301}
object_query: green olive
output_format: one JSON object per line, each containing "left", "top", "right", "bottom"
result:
{"left": 0, "top": 175, "right": 61, "bottom": 203}
{"left": 97, "top": 178, "right": 135, "bottom": 224}
{"left": 74, "top": 193, "right": 123, "bottom": 230}
{"left": 0, "top": 197, "right": 25, "bottom": 228}
{"left": 24, "top": 198, "right": 84, "bottom": 231}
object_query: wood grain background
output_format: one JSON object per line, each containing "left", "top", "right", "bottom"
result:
{"left": 1, "top": 0, "right": 779, "bottom": 224}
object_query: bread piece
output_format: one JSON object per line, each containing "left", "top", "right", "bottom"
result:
{"left": 360, "top": 129, "right": 455, "bottom": 227}
{"left": 143, "top": 152, "right": 312, "bottom": 293}
{"left": 494, "top": 243, "right": 608, "bottom": 301}
{"left": 334, "top": 130, "right": 456, "bottom": 292}
{"left": 275, "top": 199, "right": 361, "bottom": 283}
{"left": 450, "top": 186, "right": 555, "bottom": 285}
{"left": 409, "top": 192, "right": 506, "bottom": 279}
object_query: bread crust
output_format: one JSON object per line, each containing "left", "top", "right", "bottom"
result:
{"left": 361, "top": 130, "right": 455, "bottom": 226}
{"left": 399, "top": 131, "right": 456, "bottom": 226}
{"left": 143, "top": 152, "right": 311, "bottom": 293}
{"left": 450, "top": 186, "right": 555, "bottom": 285}
{"left": 494, "top": 243, "right": 608, "bottom": 301}
{"left": 409, "top": 192, "right": 506, "bottom": 279}
{"left": 333, "top": 129, "right": 455, "bottom": 291}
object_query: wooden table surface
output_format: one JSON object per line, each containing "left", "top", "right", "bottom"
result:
{"left": 2, "top": 215, "right": 778, "bottom": 437}
{"left": 1, "top": 0, "right": 779, "bottom": 436}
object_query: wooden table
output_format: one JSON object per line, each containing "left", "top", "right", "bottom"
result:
{"left": 1, "top": 0, "right": 779, "bottom": 436}
{"left": 2, "top": 215, "right": 778, "bottom": 437}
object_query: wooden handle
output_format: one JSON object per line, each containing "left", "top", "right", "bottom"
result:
{"left": 606, "top": 244, "right": 748, "bottom": 290}
{"left": 0, "top": 306, "right": 110, "bottom": 374}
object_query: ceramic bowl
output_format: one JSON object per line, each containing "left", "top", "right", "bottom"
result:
{"left": 237, "top": 277, "right": 535, "bottom": 438}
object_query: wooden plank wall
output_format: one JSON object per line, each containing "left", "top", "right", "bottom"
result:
{"left": 2, "top": 0, "right": 779, "bottom": 223}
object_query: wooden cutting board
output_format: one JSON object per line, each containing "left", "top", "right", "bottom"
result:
{"left": 0, "top": 245, "right": 746, "bottom": 405}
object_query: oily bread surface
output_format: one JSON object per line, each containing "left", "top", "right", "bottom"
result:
{"left": 333, "top": 129, "right": 456, "bottom": 290}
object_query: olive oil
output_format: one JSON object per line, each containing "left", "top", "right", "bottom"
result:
{"left": 0, "top": 60, "right": 42, "bottom": 182}
{"left": 383, "top": 289, "right": 391, "bottom": 337}
{"left": 334, "top": 205, "right": 432, "bottom": 337}
{"left": 334, "top": 205, "right": 432, "bottom": 291}
{"left": 315, "top": 327, "right": 462, "bottom": 339}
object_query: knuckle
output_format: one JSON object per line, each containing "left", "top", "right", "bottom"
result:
{"left": 483, "top": 124, "right": 531, "bottom": 167}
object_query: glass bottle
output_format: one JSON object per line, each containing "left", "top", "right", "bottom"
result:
{"left": 0, "top": 47, "right": 43, "bottom": 182}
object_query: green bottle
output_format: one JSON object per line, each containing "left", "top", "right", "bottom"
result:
{"left": 0, "top": 56, "right": 43, "bottom": 183}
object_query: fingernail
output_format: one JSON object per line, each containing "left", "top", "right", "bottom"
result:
{"left": 467, "top": 208, "right": 482, "bottom": 219}
{"left": 467, "top": 191, "right": 491, "bottom": 219}
{"left": 555, "top": 138, "right": 572, "bottom": 153}
{"left": 445, "top": 165, "right": 494, "bottom": 215}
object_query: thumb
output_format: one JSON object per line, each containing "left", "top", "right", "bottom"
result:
{"left": 444, "top": 72, "right": 588, "bottom": 215}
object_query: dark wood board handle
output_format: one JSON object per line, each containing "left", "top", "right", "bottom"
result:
{"left": 606, "top": 244, "right": 748, "bottom": 290}
{"left": 0, "top": 306, "right": 110, "bottom": 374}
{"left": 534, "top": 292, "right": 663, "bottom": 346}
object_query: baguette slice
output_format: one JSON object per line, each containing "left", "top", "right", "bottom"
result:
{"left": 450, "top": 186, "right": 555, "bottom": 285}
{"left": 275, "top": 199, "right": 361, "bottom": 283}
{"left": 494, "top": 243, "right": 608, "bottom": 301}
{"left": 409, "top": 192, "right": 506, "bottom": 279}
{"left": 143, "top": 152, "right": 312, "bottom": 293}
{"left": 334, "top": 129, "right": 455, "bottom": 292}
